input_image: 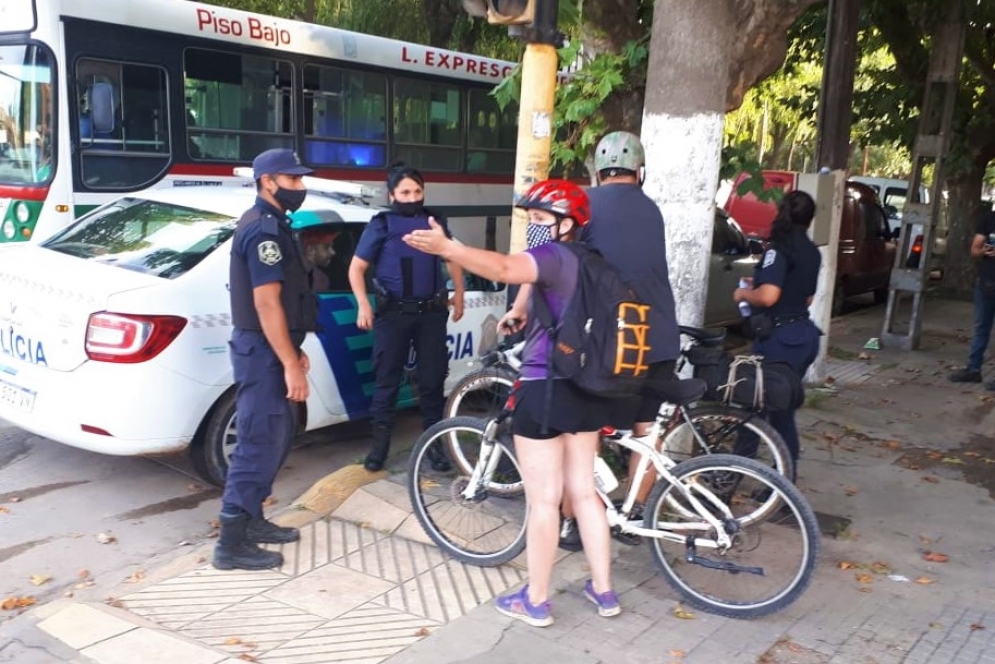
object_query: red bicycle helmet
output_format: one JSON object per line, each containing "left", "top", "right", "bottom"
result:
{"left": 515, "top": 179, "right": 591, "bottom": 227}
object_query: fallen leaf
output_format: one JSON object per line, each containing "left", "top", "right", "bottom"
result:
{"left": 786, "top": 641, "right": 806, "bottom": 653}
{"left": 886, "top": 441, "right": 902, "bottom": 450}
{"left": 9, "top": 496, "right": 20, "bottom": 503}
{"left": 73, "top": 581, "right": 95, "bottom": 590}
{"left": 29, "top": 574, "right": 52, "bottom": 587}
{"left": 908, "top": 464, "right": 921, "bottom": 471}
{"left": 970, "top": 623, "right": 985, "bottom": 631}
{"left": 870, "top": 562, "right": 891, "bottom": 574}
{"left": 96, "top": 532, "right": 117, "bottom": 544}
{"left": 78, "top": 569, "right": 91, "bottom": 580}
{"left": 838, "top": 561, "right": 859, "bottom": 570}
{"left": 844, "top": 486, "right": 859, "bottom": 496}
{"left": 669, "top": 650, "right": 686, "bottom": 658}
{"left": 0, "top": 506, "right": 9, "bottom": 514}
{"left": 921, "top": 476, "right": 939, "bottom": 484}
{"left": 224, "top": 637, "right": 243, "bottom": 646}
{"left": 857, "top": 587, "right": 874, "bottom": 593}
{"left": 923, "top": 551, "right": 949, "bottom": 563}
{"left": 926, "top": 451, "right": 943, "bottom": 460}
{"left": 915, "top": 576, "right": 935, "bottom": 585}
{"left": 858, "top": 352, "right": 871, "bottom": 360}
{"left": 963, "top": 451, "right": 981, "bottom": 458}
{"left": 919, "top": 535, "right": 932, "bottom": 545}
{"left": 124, "top": 570, "right": 146, "bottom": 584}
{"left": 941, "top": 457, "right": 964, "bottom": 465}
{"left": 673, "top": 605, "right": 696, "bottom": 619}
{"left": 105, "top": 597, "right": 124, "bottom": 608}
{"left": 207, "top": 519, "right": 220, "bottom": 529}
{"left": 237, "top": 655, "right": 258, "bottom": 662}
{"left": 186, "top": 483, "right": 205, "bottom": 492}
{"left": 841, "top": 445, "right": 858, "bottom": 452}
{"left": 414, "top": 627, "right": 430, "bottom": 637}
{"left": 1, "top": 596, "right": 36, "bottom": 610}
{"left": 855, "top": 573, "right": 874, "bottom": 584}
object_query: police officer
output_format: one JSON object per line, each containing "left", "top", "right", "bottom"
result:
{"left": 214, "top": 149, "right": 317, "bottom": 571}
{"left": 348, "top": 164, "right": 464, "bottom": 472}
{"left": 734, "top": 190, "right": 822, "bottom": 479}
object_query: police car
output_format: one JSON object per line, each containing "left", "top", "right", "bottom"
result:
{"left": 0, "top": 176, "right": 507, "bottom": 485}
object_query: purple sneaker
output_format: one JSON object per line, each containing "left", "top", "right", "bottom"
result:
{"left": 494, "top": 585, "right": 553, "bottom": 627}
{"left": 584, "top": 579, "right": 621, "bottom": 617}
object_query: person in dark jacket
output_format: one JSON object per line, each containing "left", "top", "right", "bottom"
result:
{"left": 733, "top": 190, "right": 822, "bottom": 479}
{"left": 348, "top": 164, "right": 464, "bottom": 472}
{"left": 214, "top": 149, "right": 316, "bottom": 571}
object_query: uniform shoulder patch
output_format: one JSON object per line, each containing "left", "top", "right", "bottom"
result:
{"left": 762, "top": 249, "right": 777, "bottom": 269}
{"left": 258, "top": 240, "right": 283, "bottom": 266}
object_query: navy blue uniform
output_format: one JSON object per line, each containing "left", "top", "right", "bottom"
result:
{"left": 752, "top": 227, "right": 822, "bottom": 468}
{"left": 355, "top": 210, "right": 451, "bottom": 431}
{"left": 223, "top": 198, "right": 316, "bottom": 517}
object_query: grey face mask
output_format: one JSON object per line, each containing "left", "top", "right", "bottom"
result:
{"left": 526, "top": 223, "right": 553, "bottom": 248}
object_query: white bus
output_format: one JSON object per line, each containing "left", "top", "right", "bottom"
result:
{"left": 0, "top": 0, "right": 519, "bottom": 248}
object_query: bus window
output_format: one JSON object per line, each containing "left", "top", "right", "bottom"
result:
{"left": 75, "top": 58, "right": 169, "bottom": 190}
{"left": 303, "top": 65, "right": 386, "bottom": 168}
{"left": 393, "top": 78, "right": 462, "bottom": 171}
{"left": 466, "top": 88, "right": 515, "bottom": 174}
{"left": 0, "top": 44, "right": 54, "bottom": 186}
{"left": 184, "top": 48, "right": 293, "bottom": 161}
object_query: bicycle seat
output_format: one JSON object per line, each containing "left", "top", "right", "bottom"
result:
{"left": 655, "top": 377, "right": 708, "bottom": 406}
{"left": 678, "top": 325, "right": 726, "bottom": 347}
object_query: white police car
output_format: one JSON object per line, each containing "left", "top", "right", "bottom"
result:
{"left": 0, "top": 177, "right": 507, "bottom": 485}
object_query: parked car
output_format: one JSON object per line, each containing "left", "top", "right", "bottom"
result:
{"left": 0, "top": 179, "right": 505, "bottom": 486}
{"left": 704, "top": 209, "right": 762, "bottom": 326}
{"left": 724, "top": 171, "right": 896, "bottom": 315}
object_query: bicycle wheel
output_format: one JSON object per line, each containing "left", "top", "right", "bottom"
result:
{"left": 408, "top": 416, "right": 528, "bottom": 567}
{"left": 445, "top": 368, "right": 517, "bottom": 474}
{"left": 661, "top": 404, "right": 794, "bottom": 480}
{"left": 643, "top": 454, "right": 818, "bottom": 619}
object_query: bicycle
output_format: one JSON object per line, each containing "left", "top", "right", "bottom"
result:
{"left": 444, "top": 327, "right": 794, "bottom": 480}
{"left": 409, "top": 377, "right": 820, "bottom": 619}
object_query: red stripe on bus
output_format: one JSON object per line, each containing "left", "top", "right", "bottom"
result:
{"left": 167, "top": 164, "right": 515, "bottom": 185}
{"left": 0, "top": 185, "right": 49, "bottom": 201}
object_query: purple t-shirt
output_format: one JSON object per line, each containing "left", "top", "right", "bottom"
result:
{"left": 521, "top": 243, "right": 579, "bottom": 380}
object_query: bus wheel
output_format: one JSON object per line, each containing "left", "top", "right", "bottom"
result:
{"left": 191, "top": 391, "right": 237, "bottom": 488}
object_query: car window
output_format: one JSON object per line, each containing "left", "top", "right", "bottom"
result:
{"left": 862, "top": 201, "right": 888, "bottom": 241}
{"left": 41, "top": 198, "right": 235, "bottom": 279}
{"left": 301, "top": 224, "right": 366, "bottom": 293}
{"left": 712, "top": 212, "right": 747, "bottom": 255}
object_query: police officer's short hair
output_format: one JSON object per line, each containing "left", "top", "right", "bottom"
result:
{"left": 387, "top": 162, "right": 425, "bottom": 192}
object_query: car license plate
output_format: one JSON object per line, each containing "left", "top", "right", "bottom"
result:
{"left": 0, "top": 377, "right": 36, "bottom": 413}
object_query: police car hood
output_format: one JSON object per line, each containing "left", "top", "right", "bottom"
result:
{"left": 0, "top": 245, "right": 160, "bottom": 372}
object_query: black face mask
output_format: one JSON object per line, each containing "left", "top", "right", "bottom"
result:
{"left": 390, "top": 200, "right": 425, "bottom": 217}
{"left": 274, "top": 187, "right": 307, "bottom": 213}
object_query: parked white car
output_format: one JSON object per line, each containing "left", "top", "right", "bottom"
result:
{"left": 0, "top": 180, "right": 506, "bottom": 485}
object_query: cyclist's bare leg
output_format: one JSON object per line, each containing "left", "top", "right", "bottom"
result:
{"left": 515, "top": 433, "right": 566, "bottom": 605}
{"left": 562, "top": 431, "right": 612, "bottom": 594}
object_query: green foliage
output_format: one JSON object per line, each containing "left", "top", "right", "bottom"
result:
{"left": 720, "top": 143, "right": 783, "bottom": 204}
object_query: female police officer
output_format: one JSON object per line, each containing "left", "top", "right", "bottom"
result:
{"left": 733, "top": 190, "right": 822, "bottom": 480}
{"left": 348, "top": 164, "right": 465, "bottom": 472}
{"left": 214, "top": 149, "right": 316, "bottom": 571}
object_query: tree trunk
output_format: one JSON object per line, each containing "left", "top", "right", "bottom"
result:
{"left": 942, "top": 165, "right": 987, "bottom": 295}
{"left": 641, "top": 1, "right": 732, "bottom": 327}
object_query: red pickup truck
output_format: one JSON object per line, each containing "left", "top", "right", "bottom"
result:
{"left": 724, "top": 171, "right": 896, "bottom": 316}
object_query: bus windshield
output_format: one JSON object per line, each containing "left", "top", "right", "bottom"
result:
{"left": 0, "top": 43, "right": 54, "bottom": 185}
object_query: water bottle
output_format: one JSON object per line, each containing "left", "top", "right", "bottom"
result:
{"left": 738, "top": 278, "right": 752, "bottom": 318}
{"left": 593, "top": 455, "right": 619, "bottom": 494}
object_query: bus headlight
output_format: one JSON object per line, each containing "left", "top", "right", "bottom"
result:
{"left": 14, "top": 202, "right": 31, "bottom": 223}
{"left": 1, "top": 220, "right": 14, "bottom": 240}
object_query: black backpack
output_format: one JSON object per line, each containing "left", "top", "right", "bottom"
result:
{"left": 532, "top": 242, "right": 653, "bottom": 399}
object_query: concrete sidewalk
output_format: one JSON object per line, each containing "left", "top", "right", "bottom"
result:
{"left": 17, "top": 297, "right": 995, "bottom": 664}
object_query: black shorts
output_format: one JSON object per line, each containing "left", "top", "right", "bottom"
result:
{"left": 512, "top": 379, "right": 610, "bottom": 440}
{"left": 606, "top": 360, "right": 678, "bottom": 427}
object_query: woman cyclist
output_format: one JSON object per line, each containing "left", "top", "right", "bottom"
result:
{"left": 403, "top": 180, "right": 620, "bottom": 627}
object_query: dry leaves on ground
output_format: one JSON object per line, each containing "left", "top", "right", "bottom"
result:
{"left": 414, "top": 627, "right": 430, "bottom": 637}
{"left": 1, "top": 596, "right": 36, "bottom": 610}
{"left": 9, "top": 496, "right": 20, "bottom": 503}
{"left": 673, "top": 605, "right": 696, "bottom": 619}
{"left": 0, "top": 506, "right": 10, "bottom": 514}
{"left": 915, "top": 576, "right": 936, "bottom": 585}
{"left": 922, "top": 551, "right": 950, "bottom": 563}
{"left": 28, "top": 574, "right": 52, "bottom": 587}
{"left": 224, "top": 638, "right": 243, "bottom": 646}
{"left": 186, "top": 483, "right": 205, "bottom": 492}
{"left": 124, "top": 570, "right": 146, "bottom": 584}
{"left": 970, "top": 623, "right": 985, "bottom": 631}
{"left": 870, "top": 562, "right": 891, "bottom": 574}
{"left": 921, "top": 476, "right": 940, "bottom": 484}
{"left": 105, "top": 597, "right": 124, "bottom": 608}
{"left": 838, "top": 561, "right": 859, "bottom": 570}
{"left": 855, "top": 573, "right": 874, "bottom": 584}
{"left": 96, "top": 531, "right": 117, "bottom": 544}
{"left": 844, "top": 486, "right": 859, "bottom": 496}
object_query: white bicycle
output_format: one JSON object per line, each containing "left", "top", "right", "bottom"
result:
{"left": 409, "top": 377, "right": 819, "bottom": 619}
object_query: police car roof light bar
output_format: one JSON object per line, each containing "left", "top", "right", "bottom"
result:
{"left": 232, "top": 168, "right": 381, "bottom": 200}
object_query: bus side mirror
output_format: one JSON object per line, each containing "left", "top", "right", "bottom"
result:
{"left": 90, "top": 83, "right": 116, "bottom": 135}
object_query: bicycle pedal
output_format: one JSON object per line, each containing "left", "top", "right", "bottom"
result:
{"left": 610, "top": 527, "right": 642, "bottom": 547}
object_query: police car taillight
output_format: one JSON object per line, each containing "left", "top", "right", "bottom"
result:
{"left": 85, "top": 313, "right": 187, "bottom": 363}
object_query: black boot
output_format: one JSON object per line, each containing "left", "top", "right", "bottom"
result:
{"left": 213, "top": 512, "right": 284, "bottom": 570}
{"left": 424, "top": 443, "right": 452, "bottom": 472}
{"left": 364, "top": 425, "right": 391, "bottom": 471}
{"left": 247, "top": 517, "right": 300, "bottom": 544}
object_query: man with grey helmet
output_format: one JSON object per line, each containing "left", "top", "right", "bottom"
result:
{"left": 559, "top": 131, "right": 682, "bottom": 550}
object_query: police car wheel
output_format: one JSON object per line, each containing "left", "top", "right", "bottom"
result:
{"left": 191, "top": 390, "right": 238, "bottom": 487}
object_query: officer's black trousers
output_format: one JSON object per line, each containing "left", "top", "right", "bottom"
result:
{"left": 222, "top": 330, "right": 295, "bottom": 517}
{"left": 369, "top": 310, "right": 449, "bottom": 431}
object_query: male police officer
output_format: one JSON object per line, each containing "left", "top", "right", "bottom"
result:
{"left": 214, "top": 149, "right": 316, "bottom": 571}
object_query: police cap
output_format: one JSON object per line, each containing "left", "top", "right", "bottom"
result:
{"left": 252, "top": 149, "right": 313, "bottom": 180}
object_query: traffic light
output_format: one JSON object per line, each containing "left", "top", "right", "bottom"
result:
{"left": 460, "top": 0, "right": 535, "bottom": 25}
